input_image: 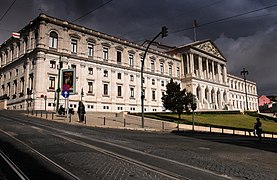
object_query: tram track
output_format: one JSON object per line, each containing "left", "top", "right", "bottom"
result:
{"left": 0, "top": 149, "right": 29, "bottom": 180}
{"left": 0, "top": 113, "right": 230, "bottom": 179}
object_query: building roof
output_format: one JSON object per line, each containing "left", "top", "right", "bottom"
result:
{"left": 166, "top": 39, "right": 226, "bottom": 61}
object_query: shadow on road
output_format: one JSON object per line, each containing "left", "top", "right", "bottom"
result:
{"left": 171, "top": 130, "right": 277, "bottom": 153}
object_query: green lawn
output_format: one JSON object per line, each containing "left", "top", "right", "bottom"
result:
{"left": 142, "top": 113, "right": 277, "bottom": 133}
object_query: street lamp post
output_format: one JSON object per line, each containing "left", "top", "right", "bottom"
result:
{"left": 241, "top": 67, "right": 249, "bottom": 110}
{"left": 141, "top": 26, "right": 168, "bottom": 128}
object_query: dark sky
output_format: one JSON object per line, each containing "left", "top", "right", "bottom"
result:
{"left": 1, "top": 0, "right": 277, "bottom": 95}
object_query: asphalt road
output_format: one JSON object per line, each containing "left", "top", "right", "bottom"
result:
{"left": 0, "top": 110, "right": 276, "bottom": 180}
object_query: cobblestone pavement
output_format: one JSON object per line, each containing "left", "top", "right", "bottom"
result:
{"left": 1, "top": 110, "right": 277, "bottom": 180}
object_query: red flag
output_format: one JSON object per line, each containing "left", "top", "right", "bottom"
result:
{"left": 12, "top": 32, "right": 20, "bottom": 38}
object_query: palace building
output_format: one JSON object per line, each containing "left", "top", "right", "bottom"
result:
{"left": 0, "top": 14, "right": 258, "bottom": 112}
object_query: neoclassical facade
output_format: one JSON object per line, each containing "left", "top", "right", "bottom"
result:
{"left": 167, "top": 41, "right": 258, "bottom": 111}
{"left": 0, "top": 14, "right": 258, "bottom": 112}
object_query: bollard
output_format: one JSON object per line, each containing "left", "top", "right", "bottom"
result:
{"left": 209, "top": 126, "right": 212, "bottom": 132}
{"left": 104, "top": 117, "right": 106, "bottom": 126}
{"left": 32, "top": 110, "right": 34, "bottom": 115}
{"left": 233, "top": 129, "right": 235, "bottom": 135}
{"left": 124, "top": 118, "right": 126, "bottom": 127}
{"left": 46, "top": 111, "right": 48, "bottom": 119}
{"left": 245, "top": 131, "right": 246, "bottom": 136}
{"left": 36, "top": 110, "right": 37, "bottom": 116}
{"left": 41, "top": 110, "right": 42, "bottom": 117}
{"left": 162, "top": 122, "right": 164, "bottom": 131}
{"left": 84, "top": 116, "right": 86, "bottom": 124}
{"left": 272, "top": 132, "right": 274, "bottom": 138}
{"left": 222, "top": 128, "right": 224, "bottom": 134}
{"left": 69, "top": 114, "right": 71, "bottom": 123}
{"left": 52, "top": 112, "right": 54, "bottom": 120}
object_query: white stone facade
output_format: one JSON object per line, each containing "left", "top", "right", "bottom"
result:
{"left": 0, "top": 14, "right": 258, "bottom": 112}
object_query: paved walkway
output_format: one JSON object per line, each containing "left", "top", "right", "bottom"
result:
{"left": 26, "top": 111, "right": 277, "bottom": 139}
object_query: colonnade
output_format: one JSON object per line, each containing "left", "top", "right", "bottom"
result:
{"left": 182, "top": 53, "right": 227, "bottom": 84}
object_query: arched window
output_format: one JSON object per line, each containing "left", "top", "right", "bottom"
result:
{"left": 49, "top": 31, "right": 58, "bottom": 49}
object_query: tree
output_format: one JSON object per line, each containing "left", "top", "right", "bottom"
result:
{"left": 162, "top": 79, "right": 193, "bottom": 120}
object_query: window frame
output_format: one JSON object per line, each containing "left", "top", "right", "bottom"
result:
{"left": 71, "top": 39, "right": 78, "bottom": 53}
{"left": 49, "top": 31, "right": 58, "bottom": 49}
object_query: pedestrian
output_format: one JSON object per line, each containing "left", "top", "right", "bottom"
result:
{"left": 77, "top": 101, "right": 86, "bottom": 122}
{"left": 253, "top": 118, "right": 262, "bottom": 142}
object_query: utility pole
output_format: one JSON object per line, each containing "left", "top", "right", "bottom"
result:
{"left": 56, "top": 56, "right": 62, "bottom": 113}
{"left": 141, "top": 26, "right": 168, "bottom": 128}
{"left": 241, "top": 68, "right": 249, "bottom": 110}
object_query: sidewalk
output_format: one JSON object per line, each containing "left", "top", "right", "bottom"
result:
{"left": 26, "top": 110, "right": 277, "bottom": 138}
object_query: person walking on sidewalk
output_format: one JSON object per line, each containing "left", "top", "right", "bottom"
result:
{"left": 77, "top": 101, "right": 86, "bottom": 122}
{"left": 253, "top": 118, "right": 262, "bottom": 142}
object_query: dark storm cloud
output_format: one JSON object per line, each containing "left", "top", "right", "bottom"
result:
{"left": 1, "top": 0, "right": 277, "bottom": 95}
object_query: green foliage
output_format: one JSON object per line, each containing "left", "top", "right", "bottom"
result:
{"left": 161, "top": 79, "right": 193, "bottom": 119}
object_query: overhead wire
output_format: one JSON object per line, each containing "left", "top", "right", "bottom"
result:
{"left": 0, "top": 0, "right": 17, "bottom": 23}
{"left": 171, "top": 3, "right": 277, "bottom": 34}
{"left": 72, "top": 0, "right": 114, "bottom": 22}
{"left": 119, "top": 0, "right": 225, "bottom": 38}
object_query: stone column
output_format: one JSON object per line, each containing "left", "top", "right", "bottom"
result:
{"left": 27, "top": 30, "right": 32, "bottom": 52}
{"left": 189, "top": 53, "right": 194, "bottom": 76}
{"left": 211, "top": 61, "right": 215, "bottom": 81}
{"left": 0, "top": 51, "right": 3, "bottom": 67}
{"left": 206, "top": 59, "right": 209, "bottom": 79}
{"left": 217, "top": 63, "right": 220, "bottom": 82}
{"left": 199, "top": 56, "right": 203, "bottom": 78}
{"left": 223, "top": 65, "right": 227, "bottom": 84}
{"left": 186, "top": 54, "right": 190, "bottom": 75}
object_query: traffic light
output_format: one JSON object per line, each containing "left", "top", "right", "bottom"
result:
{"left": 161, "top": 26, "right": 168, "bottom": 38}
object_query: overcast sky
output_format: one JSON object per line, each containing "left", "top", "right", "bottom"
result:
{"left": 1, "top": 0, "right": 277, "bottom": 95}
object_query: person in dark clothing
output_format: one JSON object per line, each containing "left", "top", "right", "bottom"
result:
{"left": 253, "top": 118, "right": 262, "bottom": 142}
{"left": 77, "top": 101, "right": 86, "bottom": 122}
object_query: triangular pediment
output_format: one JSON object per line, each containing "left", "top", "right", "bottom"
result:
{"left": 194, "top": 41, "right": 224, "bottom": 59}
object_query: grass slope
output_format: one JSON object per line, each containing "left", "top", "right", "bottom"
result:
{"left": 142, "top": 113, "right": 277, "bottom": 133}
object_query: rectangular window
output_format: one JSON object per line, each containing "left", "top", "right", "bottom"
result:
{"left": 177, "top": 67, "right": 180, "bottom": 77}
{"left": 71, "top": 64, "right": 76, "bottom": 73}
{"left": 152, "top": 79, "right": 155, "bottom": 85}
{"left": 117, "top": 86, "right": 122, "bottom": 97}
{"left": 49, "top": 77, "right": 55, "bottom": 89}
{"left": 130, "top": 87, "right": 134, "bottom": 98}
{"left": 104, "top": 70, "right": 108, "bottom": 77}
{"left": 103, "top": 84, "right": 108, "bottom": 95}
{"left": 160, "top": 63, "right": 164, "bottom": 74}
{"left": 117, "top": 51, "right": 121, "bottom": 64}
{"left": 49, "top": 33, "right": 58, "bottom": 49}
{"left": 161, "top": 81, "right": 164, "bottom": 86}
{"left": 130, "top": 75, "right": 134, "bottom": 81}
{"left": 117, "top": 73, "right": 121, "bottom": 79}
{"left": 15, "top": 69, "right": 18, "bottom": 76}
{"left": 71, "top": 39, "right": 77, "bottom": 53}
{"left": 88, "top": 43, "right": 94, "bottom": 56}
{"left": 151, "top": 60, "right": 155, "bottom": 73}
{"left": 88, "top": 82, "right": 93, "bottom": 93}
{"left": 129, "top": 54, "right": 134, "bottom": 67}
{"left": 169, "top": 65, "right": 172, "bottom": 76}
{"left": 88, "top": 67, "right": 93, "bottom": 75}
{"left": 152, "top": 90, "right": 156, "bottom": 100}
{"left": 50, "top": 61, "right": 56, "bottom": 69}
{"left": 103, "top": 47, "right": 108, "bottom": 60}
